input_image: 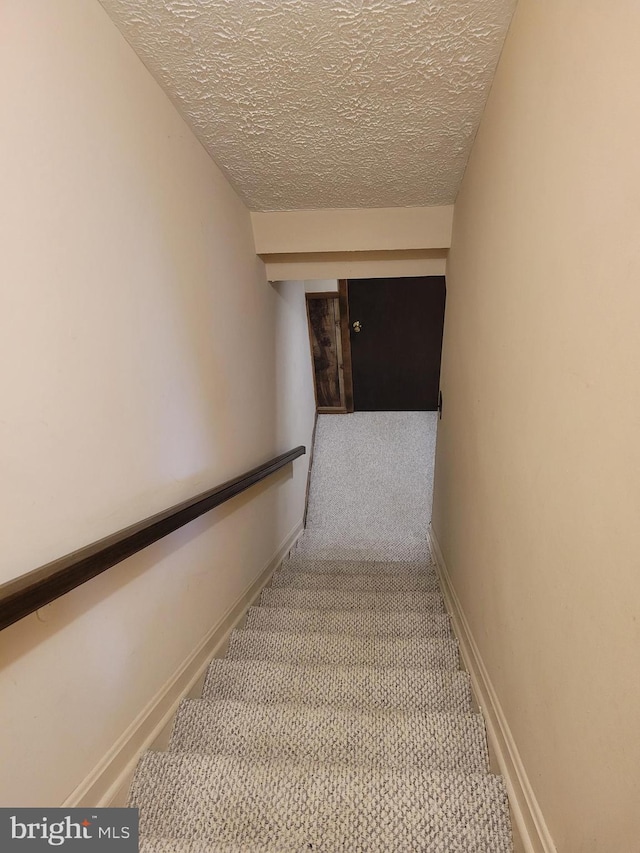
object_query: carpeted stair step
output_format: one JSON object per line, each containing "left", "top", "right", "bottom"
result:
{"left": 293, "top": 530, "right": 432, "bottom": 562}
{"left": 270, "top": 569, "right": 440, "bottom": 592}
{"left": 260, "top": 586, "right": 444, "bottom": 612}
{"left": 244, "top": 606, "right": 451, "bottom": 637}
{"left": 140, "top": 841, "right": 276, "bottom": 853}
{"left": 127, "top": 413, "right": 514, "bottom": 853}
{"left": 130, "top": 752, "right": 513, "bottom": 852}
{"left": 280, "top": 557, "right": 435, "bottom": 574}
{"left": 227, "top": 629, "right": 458, "bottom": 668}
{"left": 140, "top": 842, "right": 311, "bottom": 853}
{"left": 202, "top": 659, "right": 473, "bottom": 712}
{"left": 140, "top": 841, "right": 321, "bottom": 853}
{"left": 168, "top": 698, "right": 489, "bottom": 772}
{"left": 139, "top": 840, "right": 246, "bottom": 853}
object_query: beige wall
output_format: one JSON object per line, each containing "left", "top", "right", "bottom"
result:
{"left": 264, "top": 251, "right": 447, "bottom": 282}
{"left": 273, "top": 279, "right": 317, "bottom": 463}
{"left": 433, "top": 1, "right": 640, "bottom": 850}
{"left": 304, "top": 280, "right": 339, "bottom": 293}
{"left": 254, "top": 206, "right": 451, "bottom": 282}
{"left": 0, "top": 0, "right": 314, "bottom": 806}
{"left": 251, "top": 206, "right": 453, "bottom": 254}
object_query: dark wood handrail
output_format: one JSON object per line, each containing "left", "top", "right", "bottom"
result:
{"left": 0, "top": 446, "right": 306, "bottom": 632}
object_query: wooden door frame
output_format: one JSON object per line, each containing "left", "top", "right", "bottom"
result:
{"left": 338, "top": 280, "right": 354, "bottom": 413}
{"left": 304, "top": 285, "right": 354, "bottom": 414}
{"left": 305, "top": 291, "right": 348, "bottom": 413}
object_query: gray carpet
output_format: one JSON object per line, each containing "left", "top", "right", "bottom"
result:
{"left": 129, "top": 412, "right": 513, "bottom": 852}
{"left": 306, "top": 412, "right": 437, "bottom": 537}
{"left": 302, "top": 411, "right": 437, "bottom": 560}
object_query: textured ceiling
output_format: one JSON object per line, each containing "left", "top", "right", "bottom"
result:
{"left": 100, "top": 0, "right": 517, "bottom": 211}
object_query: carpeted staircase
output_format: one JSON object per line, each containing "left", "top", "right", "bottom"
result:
{"left": 129, "top": 413, "right": 513, "bottom": 851}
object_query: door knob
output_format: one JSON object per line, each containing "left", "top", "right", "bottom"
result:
{"left": 352, "top": 320, "right": 362, "bottom": 333}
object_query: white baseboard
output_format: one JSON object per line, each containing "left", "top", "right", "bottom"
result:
{"left": 428, "top": 525, "right": 556, "bottom": 853}
{"left": 63, "top": 519, "right": 304, "bottom": 809}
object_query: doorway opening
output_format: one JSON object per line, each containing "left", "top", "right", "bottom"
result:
{"left": 306, "top": 276, "right": 446, "bottom": 413}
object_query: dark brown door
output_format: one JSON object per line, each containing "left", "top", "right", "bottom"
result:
{"left": 347, "top": 276, "right": 446, "bottom": 411}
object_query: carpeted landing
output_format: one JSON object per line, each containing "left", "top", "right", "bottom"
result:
{"left": 128, "top": 413, "right": 513, "bottom": 852}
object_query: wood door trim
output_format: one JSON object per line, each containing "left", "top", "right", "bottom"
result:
{"left": 338, "top": 279, "right": 354, "bottom": 413}
{"left": 305, "top": 291, "right": 345, "bottom": 412}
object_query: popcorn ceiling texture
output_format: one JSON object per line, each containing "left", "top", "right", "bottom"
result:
{"left": 99, "top": 0, "right": 516, "bottom": 210}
